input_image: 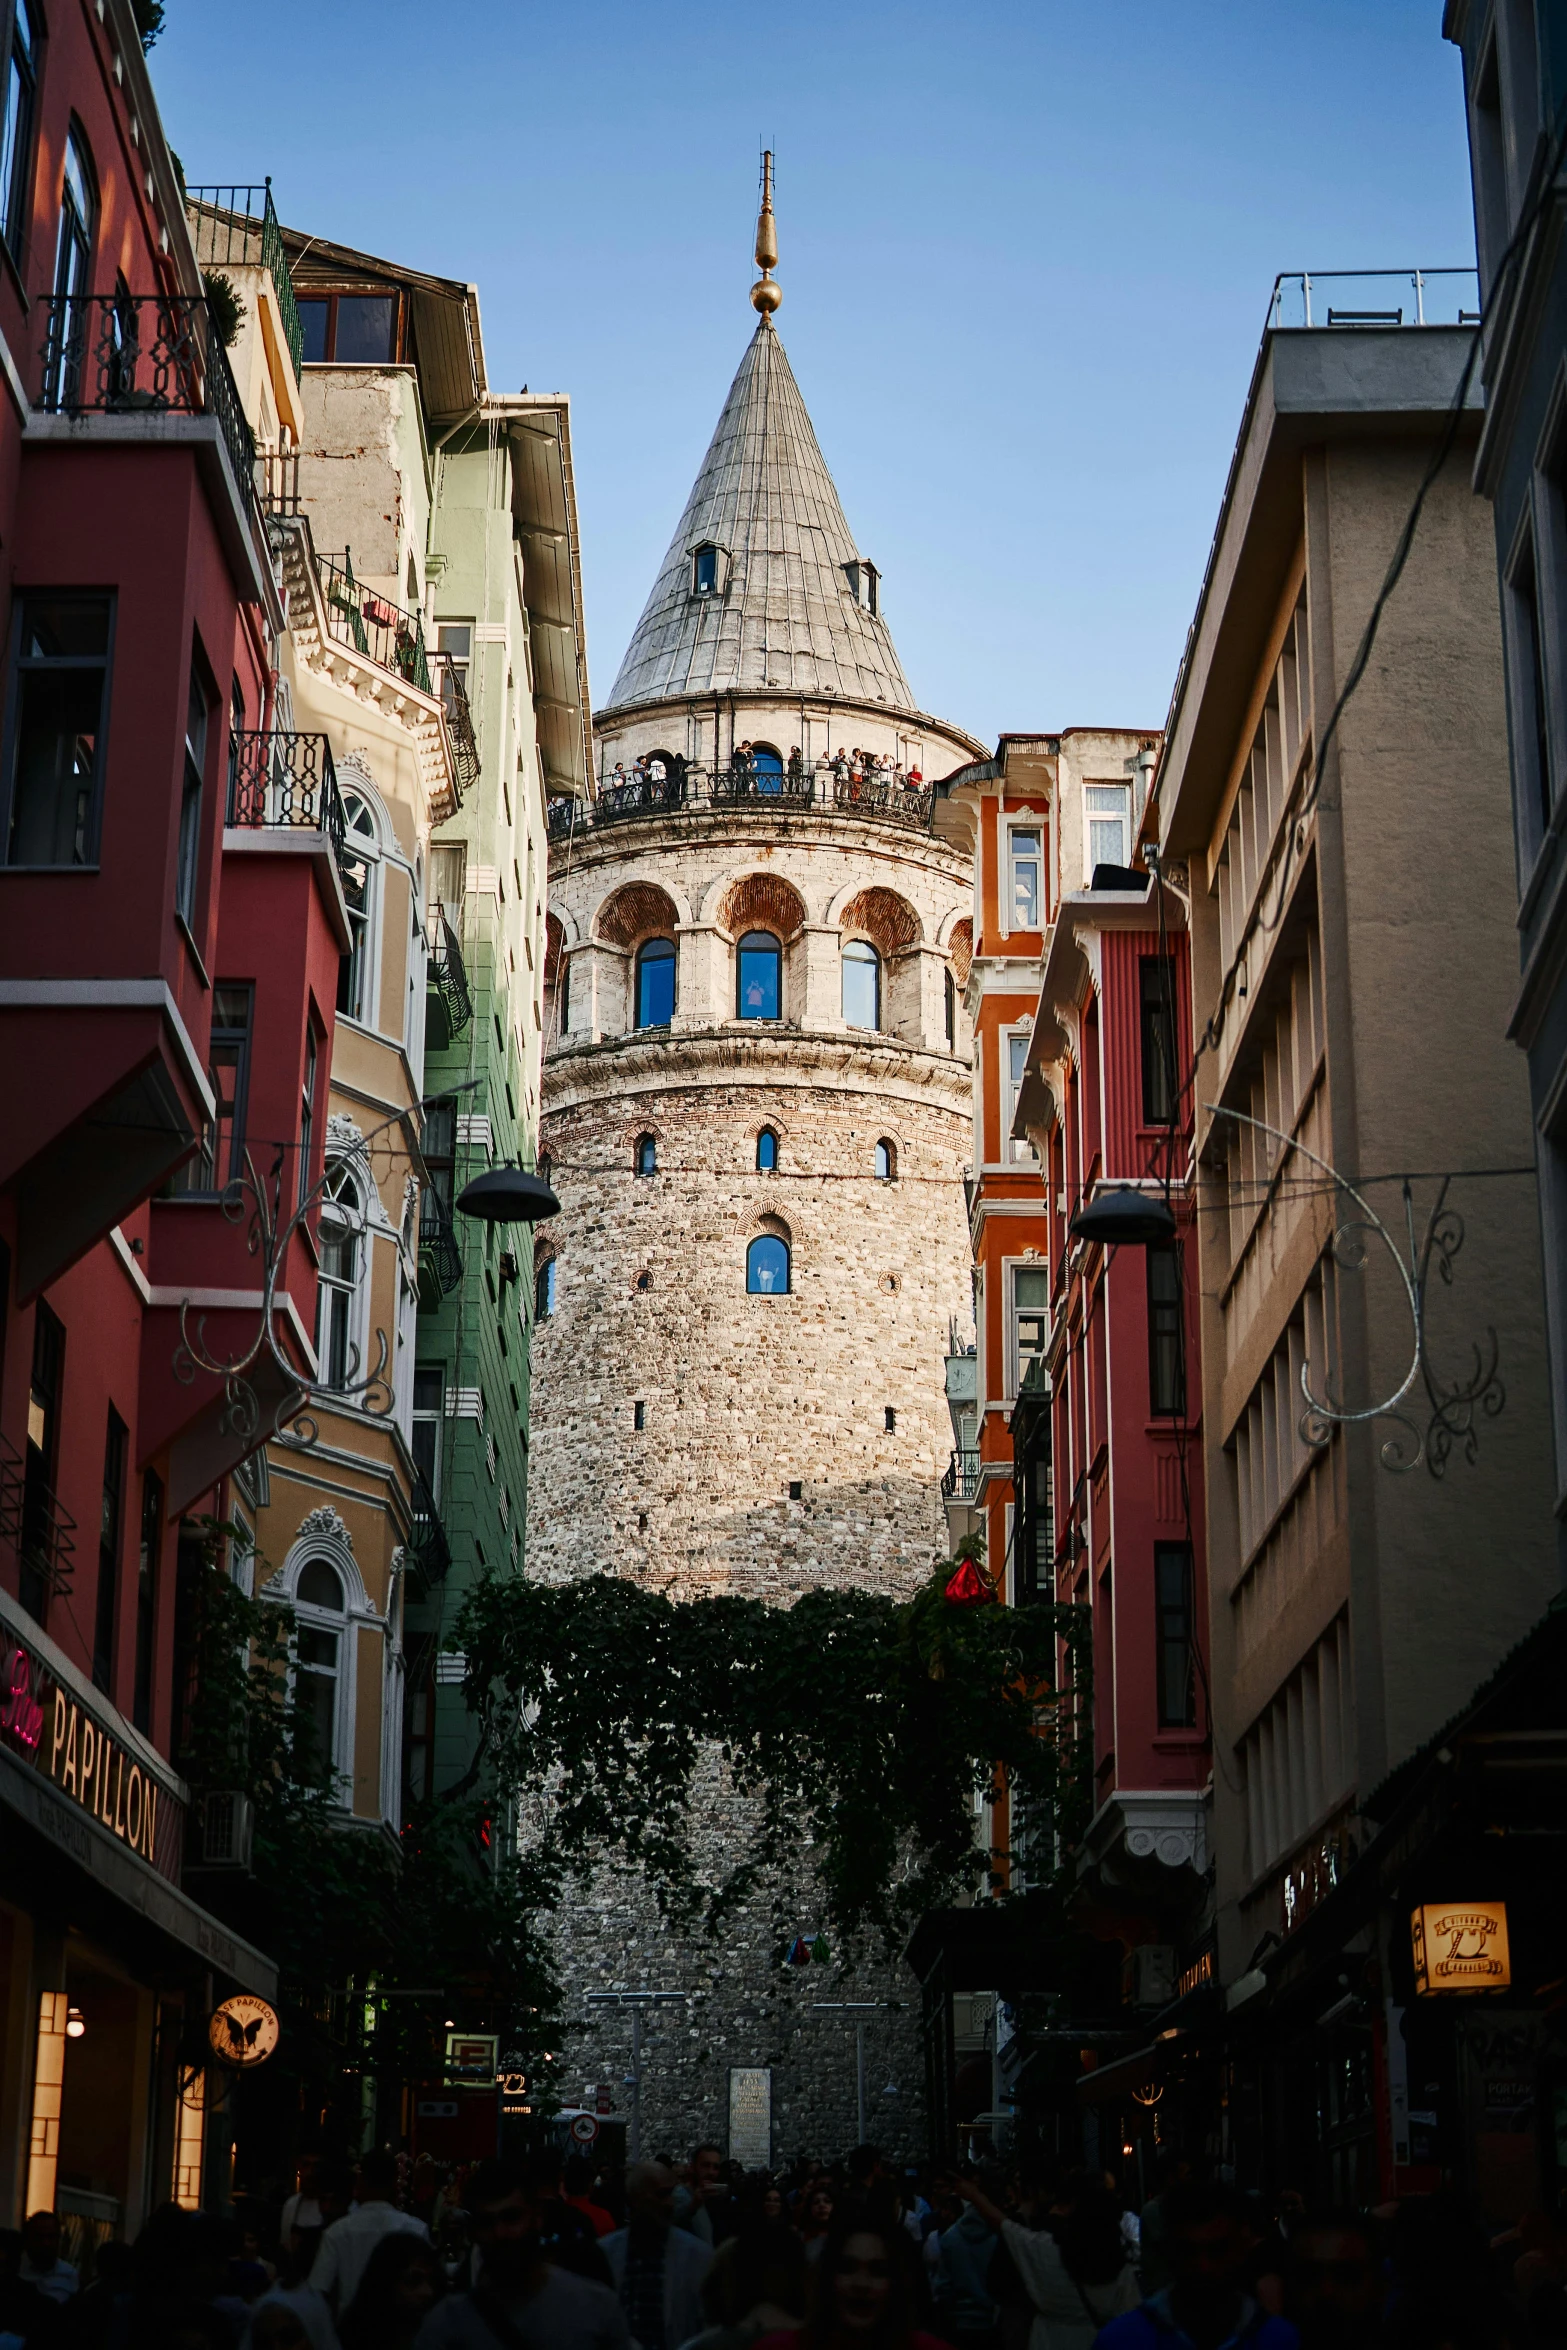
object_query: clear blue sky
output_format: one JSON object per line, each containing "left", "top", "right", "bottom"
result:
{"left": 151, "top": 2, "right": 1475, "bottom": 747}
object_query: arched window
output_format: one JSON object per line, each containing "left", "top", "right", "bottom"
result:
{"left": 842, "top": 938, "right": 880, "bottom": 1030}
{"left": 874, "top": 1139, "right": 897, "bottom": 1182}
{"left": 316, "top": 1164, "right": 363, "bottom": 1387}
{"left": 751, "top": 743, "right": 783, "bottom": 794}
{"left": 636, "top": 937, "right": 676, "bottom": 1028}
{"left": 756, "top": 1128, "right": 778, "bottom": 1172}
{"left": 337, "top": 789, "right": 381, "bottom": 1023}
{"left": 634, "top": 1133, "right": 657, "bottom": 1176}
{"left": 534, "top": 1255, "right": 557, "bottom": 1319}
{"left": 747, "top": 1234, "right": 790, "bottom": 1294}
{"left": 293, "top": 1555, "right": 345, "bottom": 1777}
{"left": 737, "top": 931, "right": 781, "bottom": 1020}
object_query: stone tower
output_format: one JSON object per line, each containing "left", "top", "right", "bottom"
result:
{"left": 532, "top": 167, "right": 986, "bottom": 2159}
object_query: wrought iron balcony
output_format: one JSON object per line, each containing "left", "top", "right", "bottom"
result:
{"left": 426, "top": 906, "right": 473, "bottom": 1046}
{"left": 548, "top": 761, "right": 934, "bottom": 840}
{"left": 431, "top": 654, "right": 481, "bottom": 798}
{"left": 594, "top": 770, "right": 687, "bottom": 826}
{"left": 37, "top": 294, "right": 257, "bottom": 514}
{"left": 941, "top": 1448, "right": 981, "bottom": 1502}
{"left": 407, "top": 1468, "right": 451, "bottom": 1587}
{"left": 228, "top": 730, "right": 346, "bottom": 866}
{"left": 0, "top": 1430, "right": 78, "bottom": 1617}
{"left": 711, "top": 765, "right": 814, "bottom": 809}
{"left": 183, "top": 180, "right": 305, "bottom": 378}
{"left": 832, "top": 773, "right": 933, "bottom": 829}
{"left": 257, "top": 445, "right": 301, "bottom": 517}
{"left": 418, "top": 1184, "right": 463, "bottom": 1302}
{"left": 320, "top": 552, "right": 432, "bottom": 695}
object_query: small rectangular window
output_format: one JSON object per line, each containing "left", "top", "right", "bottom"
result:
{"left": 299, "top": 1020, "right": 319, "bottom": 1210}
{"left": 177, "top": 665, "right": 210, "bottom": 925}
{"left": 1155, "top": 1542, "right": 1196, "bottom": 1727}
{"left": 534, "top": 1255, "right": 557, "bottom": 1319}
{"left": 1086, "top": 784, "right": 1132, "bottom": 874}
{"left": 1140, "top": 957, "right": 1177, "bottom": 1126}
{"left": 171, "top": 983, "right": 252, "bottom": 1195}
{"left": 693, "top": 545, "right": 718, "bottom": 595}
{"left": 1008, "top": 828, "right": 1041, "bottom": 929}
{"left": 1007, "top": 1032, "right": 1037, "bottom": 1165}
{"left": 3, "top": 594, "right": 113, "bottom": 868}
{"left": 0, "top": 0, "right": 38, "bottom": 261}
{"left": 633, "top": 1400, "right": 646, "bottom": 1431}
{"left": 1012, "top": 1265, "right": 1050, "bottom": 1395}
{"left": 412, "top": 1364, "right": 443, "bottom": 1498}
{"left": 1511, "top": 527, "right": 1552, "bottom": 838}
{"left": 1147, "top": 1242, "right": 1186, "bottom": 1417}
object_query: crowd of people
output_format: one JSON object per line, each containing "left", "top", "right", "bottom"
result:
{"left": 591, "top": 744, "right": 927, "bottom": 808}
{"left": 2, "top": 2145, "right": 1561, "bottom": 2350}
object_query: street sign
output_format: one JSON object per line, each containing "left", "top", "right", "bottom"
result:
{"left": 594, "top": 2081, "right": 613, "bottom": 2115}
{"left": 570, "top": 2112, "right": 599, "bottom": 2144}
{"left": 446, "top": 2031, "right": 499, "bottom": 2084}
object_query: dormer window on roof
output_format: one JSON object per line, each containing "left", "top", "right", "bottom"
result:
{"left": 691, "top": 542, "right": 727, "bottom": 599}
{"left": 844, "top": 559, "right": 879, "bottom": 618}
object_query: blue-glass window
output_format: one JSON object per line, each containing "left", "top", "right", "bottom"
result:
{"left": 752, "top": 744, "right": 783, "bottom": 793}
{"left": 874, "top": 1139, "right": 896, "bottom": 1181}
{"left": 635, "top": 1134, "right": 657, "bottom": 1176}
{"left": 756, "top": 1128, "right": 778, "bottom": 1172}
{"left": 747, "top": 1235, "right": 790, "bottom": 1294}
{"left": 842, "top": 938, "right": 880, "bottom": 1029}
{"left": 636, "top": 936, "right": 676, "bottom": 1028}
{"left": 737, "top": 931, "right": 780, "bottom": 1020}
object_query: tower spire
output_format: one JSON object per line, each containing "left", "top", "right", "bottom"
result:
{"left": 751, "top": 149, "right": 781, "bottom": 317}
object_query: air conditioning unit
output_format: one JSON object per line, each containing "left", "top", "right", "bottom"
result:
{"left": 201, "top": 1790, "right": 255, "bottom": 1870}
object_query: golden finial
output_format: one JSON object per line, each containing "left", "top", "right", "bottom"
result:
{"left": 751, "top": 149, "right": 781, "bottom": 317}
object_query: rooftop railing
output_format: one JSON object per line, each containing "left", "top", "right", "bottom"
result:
{"left": 320, "top": 551, "right": 432, "bottom": 694}
{"left": 37, "top": 294, "right": 258, "bottom": 513}
{"left": 184, "top": 181, "right": 305, "bottom": 379}
{"left": 227, "top": 729, "right": 346, "bottom": 866}
{"left": 549, "top": 761, "right": 934, "bottom": 841}
{"left": 1268, "top": 268, "right": 1481, "bottom": 332}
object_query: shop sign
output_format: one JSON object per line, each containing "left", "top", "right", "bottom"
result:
{"left": 1178, "top": 1947, "right": 1215, "bottom": 2000}
{"left": 1, "top": 1632, "right": 183, "bottom": 1883}
{"left": 445, "top": 2031, "right": 499, "bottom": 2084}
{"left": 209, "top": 1994, "right": 280, "bottom": 2068}
{"left": 1411, "top": 1902, "right": 1511, "bottom": 1995}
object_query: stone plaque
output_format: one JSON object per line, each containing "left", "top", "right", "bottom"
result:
{"left": 728, "top": 2065, "right": 771, "bottom": 2168}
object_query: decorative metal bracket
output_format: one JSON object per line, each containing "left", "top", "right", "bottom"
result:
{"left": 1204, "top": 1104, "right": 1503, "bottom": 1478}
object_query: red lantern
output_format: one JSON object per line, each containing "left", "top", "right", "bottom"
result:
{"left": 944, "top": 1559, "right": 995, "bottom": 1606}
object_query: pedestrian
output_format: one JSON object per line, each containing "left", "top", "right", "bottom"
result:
{"left": 530, "top": 2154, "right": 612, "bottom": 2287}
{"left": 241, "top": 2223, "right": 339, "bottom": 2350}
{"left": 754, "top": 2211, "right": 946, "bottom": 2349}
{"left": 339, "top": 2234, "right": 445, "bottom": 2350}
{"left": 412, "top": 2158, "right": 629, "bottom": 2348}
{"left": 1134, "top": 2153, "right": 1191, "bottom": 2297}
{"left": 956, "top": 2174, "right": 1138, "bottom": 2350}
{"left": 247, "top": 2311, "right": 314, "bottom": 2350}
{"left": 20, "top": 2214, "right": 78, "bottom": 2308}
{"left": 0, "top": 2226, "right": 63, "bottom": 2347}
{"left": 1283, "top": 2210, "right": 1383, "bottom": 2350}
{"left": 603, "top": 2162, "right": 712, "bottom": 2350}
{"left": 680, "top": 2222, "right": 809, "bottom": 2349}
{"left": 61, "top": 2238, "right": 135, "bottom": 2347}
{"left": 1093, "top": 2182, "right": 1300, "bottom": 2350}
{"left": 691, "top": 2149, "right": 740, "bottom": 2250}
{"left": 931, "top": 2178, "right": 998, "bottom": 2350}
{"left": 787, "top": 748, "right": 804, "bottom": 786}
{"left": 798, "top": 2190, "right": 835, "bottom": 2264}
{"left": 311, "top": 2151, "right": 428, "bottom": 2324}
{"left": 560, "top": 2157, "right": 616, "bottom": 2241}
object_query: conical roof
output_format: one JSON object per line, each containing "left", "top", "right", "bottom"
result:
{"left": 605, "top": 318, "right": 916, "bottom": 715}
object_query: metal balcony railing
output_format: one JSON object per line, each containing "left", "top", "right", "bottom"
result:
{"left": 183, "top": 179, "right": 305, "bottom": 378}
{"left": 427, "top": 906, "right": 473, "bottom": 1040}
{"left": 430, "top": 653, "right": 481, "bottom": 798}
{"left": 711, "top": 765, "right": 814, "bottom": 809}
{"left": 38, "top": 294, "right": 258, "bottom": 510}
{"left": 551, "top": 761, "right": 934, "bottom": 840}
{"left": 832, "top": 773, "right": 933, "bottom": 829}
{"left": 257, "top": 445, "right": 301, "bottom": 517}
{"left": 418, "top": 1184, "right": 463, "bottom": 1299}
{"left": 941, "top": 1449, "right": 980, "bottom": 1502}
{"left": 407, "top": 1468, "right": 451, "bottom": 1587}
{"left": 595, "top": 770, "right": 687, "bottom": 825}
{"left": 0, "top": 1431, "right": 78, "bottom": 1614}
{"left": 1268, "top": 267, "right": 1481, "bottom": 333}
{"left": 227, "top": 730, "right": 346, "bottom": 866}
{"left": 319, "top": 551, "right": 432, "bottom": 694}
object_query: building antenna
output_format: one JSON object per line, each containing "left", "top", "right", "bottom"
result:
{"left": 751, "top": 148, "right": 781, "bottom": 317}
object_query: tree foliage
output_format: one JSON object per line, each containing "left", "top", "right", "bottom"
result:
{"left": 458, "top": 1557, "right": 1091, "bottom": 1954}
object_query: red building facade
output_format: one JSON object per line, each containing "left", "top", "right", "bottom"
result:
{"left": 0, "top": 0, "right": 341, "bottom": 2241}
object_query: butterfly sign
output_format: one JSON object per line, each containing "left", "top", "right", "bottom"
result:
{"left": 208, "top": 1994, "right": 280, "bottom": 2069}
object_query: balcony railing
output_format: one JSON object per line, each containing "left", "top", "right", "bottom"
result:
{"left": 407, "top": 1468, "right": 451, "bottom": 1587}
{"left": 431, "top": 654, "right": 481, "bottom": 796}
{"left": 37, "top": 295, "right": 258, "bottom": 514}
{"left": 0, "top": 1431, "right": 78, "bottom": 1614}
{"left": 228, "top": 729, "right": 346, "bottom": 866}
{"left": 1268, "top": 267, "right": 1481, "bottom": 333}
{"left": 183, "top": 180, "right": 305, "bottom": 379}
{"left": 320, "top": 551, "right": 432, "bottom": 694}
{"left": 418, "top": 1184, "right": 463, "bottom": 1300}
{"left": 549, "top": 761, "right": 935, "bottom": 841}
{"left": 427, "top": 905, "right": 473, "bottom": 1043}
{"left": 941, "top": 1449, "right": 980, "bottom": 1502}
{"left": 257, "top": 445, "right": 301, "bottom": 517}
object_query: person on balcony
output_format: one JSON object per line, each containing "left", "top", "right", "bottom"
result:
{"left": 786, "top": 747, "right": 804, "bottom": 787}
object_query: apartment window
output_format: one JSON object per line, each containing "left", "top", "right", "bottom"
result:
{"left": 411, "top": 1365, "right": 442, "bottom": 1499}
{"left": 1140, "top": 957, "right": 1177, "bottom": 1126}
{"left": 0, "top": 0, "right": 37, "bottom": 260}
{"left": 294, "top": 1558, "right": 346, "bottom": 1779}
{"left": 3, "top": 594, "right": 113, "bottom": 867}
{"left": 172, "top": 984, "right": 253, "bottom": 1195}
{"left": 737, "top": 931, "right": 780, "bottom": 1019}
{"left": 636, "top": 937, "right": 676, "bottom": 1028}
{"left": 747, "top": 1235, "right": 790, "bottom": 1294}
{"left": 317, "top": 1164, "right": 364, "bottom": 1390}
{"left": 1086, "top": 784, "right": 1132, "bottom": 874}
{"left": 20, "top": 1302, "right": 64, "bottom": 1624}
{"left": 296, "top": 289, "right": 400, "bottom": 365}
{"left": 338, "top": 789, "right": 381, "bottom": 1022}
{"left": 177, "top": 665, "right": 209, "bottom": 925}
{"left": 1007, "top": 1032, "right": 1037, "bottom": 1164}
{"left": 1012, "top": 1265, "right": 1050, "bottom": 1394}
{"left": 1155, "top": 1543, "right": 1196, "bottom": 1728}
{"left": 1147, "top": 1242, "right": 1186, "bottom": 1417}
{"left": 1008, "top": 827, "right": 1040, "bottom": 929}
{"left": 133, "top": 1468, "right": 163, "bottom": 1736}
{"left": 1510, "top": 528, "right": 1552, "bottom": 837}
{"left": 534, "top": 1254, "right": 557, "bottom": 1319}
{"left": 298, "top": 1021, "right": 319, "bottom": 1209}
{"left": 842, "top": 938, "right": 880, "bottom": 1029}
{"left": 422, "top": 1096, "right": 455, "bottom": 1219}
{"left": 54, "top": 123, "right": 93, "bottom": 301}
{"left": 437, "top": 621, "right": 471, "bottom": 700}
{"left": 93, "top": 1408, "right": 127, "bottom": 1692}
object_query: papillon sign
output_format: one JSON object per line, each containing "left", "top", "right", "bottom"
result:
{"left": 1411, "top": 1902, "right": 1511, "bottom": 1995}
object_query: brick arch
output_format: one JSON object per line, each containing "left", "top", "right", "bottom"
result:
{"left": 595, "top": 880, "right": 682, "bottom": 950}
{"left": 718, "top": 870, "right": 806, "bottom": 942}
{"left": 947, "top": 916, "right": 973, "bottom": 987}
{"left": 749, "top": 1208, "right": 792, "bottom": 1243}
{"left": 838, "top": 886, "right": 922, "bottom": 955}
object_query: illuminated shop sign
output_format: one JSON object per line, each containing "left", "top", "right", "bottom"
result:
{"left": 0, "top": 1634, "right": 183, "bottom": 1883}
{"left": 1411, "top": 1902, "right": 1511, "bottom": 1995}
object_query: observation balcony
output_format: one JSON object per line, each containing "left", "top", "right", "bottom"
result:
{"left": 418, "top": 1185, "right": 463, "bottom": 1305}
{"left": 184, "top": 180, "right": 305, "bottom": 378}
{"left": 548, "top": 762, "right": 935, "bottom": 842}
{"left": 426, "top": 905, "right": 473, "bottom": 1050}
{"left": 319, "top": 552, "right": 433, "bottom": 694}
{"left": 227, "top": 729, "right": 346, "bottom": 868}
